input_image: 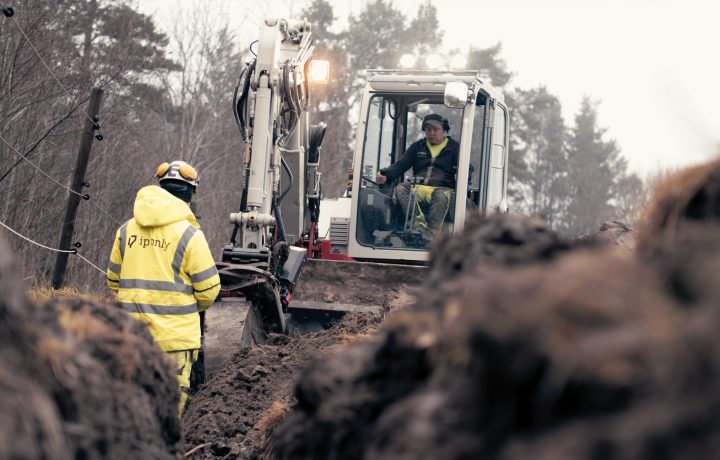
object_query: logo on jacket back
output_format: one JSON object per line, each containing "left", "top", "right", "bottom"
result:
{"left": 127, "top": 235, "right": 172, "bottom": 251}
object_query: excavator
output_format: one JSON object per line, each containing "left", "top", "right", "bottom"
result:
{"left": 200, "top": 18, "right": 510, "bottom": 376}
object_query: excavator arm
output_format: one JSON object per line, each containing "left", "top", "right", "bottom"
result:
{"left": 216, "top": 18, "right": 323, "bottom": 340}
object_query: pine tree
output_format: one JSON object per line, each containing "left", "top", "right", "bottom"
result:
{"left": 302, "top": 0, "right": 444, "bottom": 197}
{"left": 565, "top": 97, "right": 623, "bottom": 236}
{"left": 466, "top": 43, "right": 513, "bottom": 90}
{"left": 510, "top": 86, "right": 568, "bottom": 226}
{"left": 301, "top": 0, "right": 354, "bottom": 196}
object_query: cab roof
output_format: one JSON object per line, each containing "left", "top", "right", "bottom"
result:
{"left": 364, "top": 69, "right": 505, "bottom": 103}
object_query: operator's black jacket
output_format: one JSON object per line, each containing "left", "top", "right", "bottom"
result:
{"left": 380, "top": 136, "right": 459, "bottom": 188}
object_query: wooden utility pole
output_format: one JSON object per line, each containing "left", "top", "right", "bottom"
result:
{"left": 52, "top": 87, "right": 104, "bottom": 289}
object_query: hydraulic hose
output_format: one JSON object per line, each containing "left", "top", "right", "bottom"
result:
{"left": 278, "top": 62, "right": 299, "bottom": 148}
{"left": 273, "top": 198, "right": 287, "bottom": 242}
{"left": 308, "top": 122, "right": 327, "bottom": 164}
{"left": 232, "top": 66, "right": 246, "bottom": 136}
{"left": 307, "top": 123, "right": 326, "bottom": 224}
{"left": 278, "top": 156, "right": 293, "bottom": 204}
{"left": 235, "top": 60, "right": 256, "bottom": 139}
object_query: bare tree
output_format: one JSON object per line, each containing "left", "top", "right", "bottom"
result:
{"left": 0, "top": 0, "right": 177, "bottom": 289}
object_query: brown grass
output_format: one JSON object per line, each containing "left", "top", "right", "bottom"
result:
{"left": 257, "top": 400, "right": 292, "bottom": 460}
{"left": 29, "top": 287, "right": 115, "bottom": 303}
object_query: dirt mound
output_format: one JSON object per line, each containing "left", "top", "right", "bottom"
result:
{"left": 430, "top": 213, "right": 570, "bottom": 274}
{"left": 266, "top": 206, "right": 720, "bottom": 459}
{"left": 637, "top": 158, "right": 720, "bottom": 305}
{"left": 182, "top": 311, "right": 385, "bottom": 459}
{"left": 575, "top": 220, "right": 637, "bottom": 251}
{"left": 0, "top": 237, "right": 181, "bottom": 459}
{"left": 637, "top": 157, "right": 720, "bottom": 253}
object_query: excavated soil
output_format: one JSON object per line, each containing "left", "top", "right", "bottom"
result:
{"left": 5, "top": 157, "right": 720, "bottom": 459}
{"left": 0, "top": 238, "right": 181, "bottom": 459}
{"left": 182, "top": 311, "right": 386, "bottom": 459}
{"left": 182, "top": 213, "right": 576, "bottom": 459}
{"left": 259, "top": 158, "right": 720, "bottom": 460}
{"left": 183, "top": 158, "right": 720, "bottom": 460}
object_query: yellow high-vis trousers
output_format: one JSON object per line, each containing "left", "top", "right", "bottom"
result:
{"left": 167, "top": 349, "right": 198, "bottom": 416}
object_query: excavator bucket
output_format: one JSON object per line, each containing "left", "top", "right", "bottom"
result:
{"left": 290, "top": 258, "right": 426, "bottom": 315}
{"left": 201, "top": 258, "right": 427, "bottom": 377}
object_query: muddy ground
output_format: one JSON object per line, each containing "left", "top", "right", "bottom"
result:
{"left": 4, "top": 157, "right": 720, "bottom": 459}
{"left": 182, "top": 311, "right": 387, "bottom": 459}
{"left": 0, "top": 238, "right": 181, "bottom": 459}
{"left": 183, "top": 158, "right": 720, "bottom": 460}
{"left": 181, "top": 213, "right": 576, "bottom": 459}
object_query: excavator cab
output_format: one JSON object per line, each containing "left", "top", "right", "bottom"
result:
{"left": 330, "top": 70, "right": 509, "bottom": 263}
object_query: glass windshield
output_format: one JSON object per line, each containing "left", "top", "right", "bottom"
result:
{"left": 355, "top": 95, "right": 464, "bottom": 251}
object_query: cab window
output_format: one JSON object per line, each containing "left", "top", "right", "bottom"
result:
{"left": 355, "top": 95, "right": 464, "bottom": 251}
{"left": 487, "top": 105, "right": 507, "bottom": 208}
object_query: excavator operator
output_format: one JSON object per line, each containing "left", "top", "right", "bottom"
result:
{"left": 375, "top": 113, "right": 459, "bottom": 237}
{"left": 106, "top": 160, "right": 220, "bottom": 415}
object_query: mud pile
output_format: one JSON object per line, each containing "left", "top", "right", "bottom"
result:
{"left": 264, "top": 159, "right": 720, "bottom": 460}
{"left": 575, "top": 220, "right": 637, "bottom": 250}
{"left": 183, "top": 312, "right": 385, "bottom": 458}
{"left": 637, "top": 158, "right": 720, "bottom": 250}
{"left": 0, "top": 238, "right": 181, "bottom": 459}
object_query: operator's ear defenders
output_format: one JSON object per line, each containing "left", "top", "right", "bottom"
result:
{"left": 441, "top": 117, "right": 450, "bottom": 132}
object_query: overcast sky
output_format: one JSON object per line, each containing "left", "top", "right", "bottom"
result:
{"left": 137, "top": 0, "right": 720, "bottom": 179}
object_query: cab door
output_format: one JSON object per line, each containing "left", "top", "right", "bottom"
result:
{"left": 485, "top": 102, "right": 509, "bottom": 211}
{"left": 451, "top": 92, "right": 509, "bottom": 234}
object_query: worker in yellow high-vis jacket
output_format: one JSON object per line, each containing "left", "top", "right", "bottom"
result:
{"left": 106, "top": 160, "right": 220, "bottom": 415}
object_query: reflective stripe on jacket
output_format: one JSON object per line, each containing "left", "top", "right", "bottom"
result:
{"left": 106, "top": 185, "right": 220, "bottom": 352}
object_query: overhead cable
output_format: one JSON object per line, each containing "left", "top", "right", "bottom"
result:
{"left": 0, "top": 132, "right": 88, "bottom": 199}
{"left": 4, "top": 12, "right": 101, "bottom": 129}
{"left": 0, "top": 133, "right": 122, "bottom": 226}
{"left": 0, "top": 219, "right": 106, "bottom": 276}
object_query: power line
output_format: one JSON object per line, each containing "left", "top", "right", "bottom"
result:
{"left": 1, "top": 6, "right": 121, "bottom": 278}
{"left": 0, "top": 103, "right": 85, "bottom": 184}
{"left": 0, "top": 219, "right": 106, "bottom": 276}
{"left": 1, "top": 8, "right": 142, "bottom": 221}
{"left": 114, "top": 153, "right": 148, "bottom": 182}
{"left": 0, "top": 132, "right": 88, "bottom": 199}
{"left": 84, "top": 197, "right": 122, "bottom": 226}
{"left": 95, "top": 127, "right": 148, "bottom": 182}
{"left": 73, "top": 252, "right": 105, "bottom": 275}
{"left": 0, "top": 219, "right": 74, "bottom": 254}
{"left": 0, "top": 132, "right": 122, "bottom": 226}
{"left": 5, "top": 13, "right": 101, "bottom": 130}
